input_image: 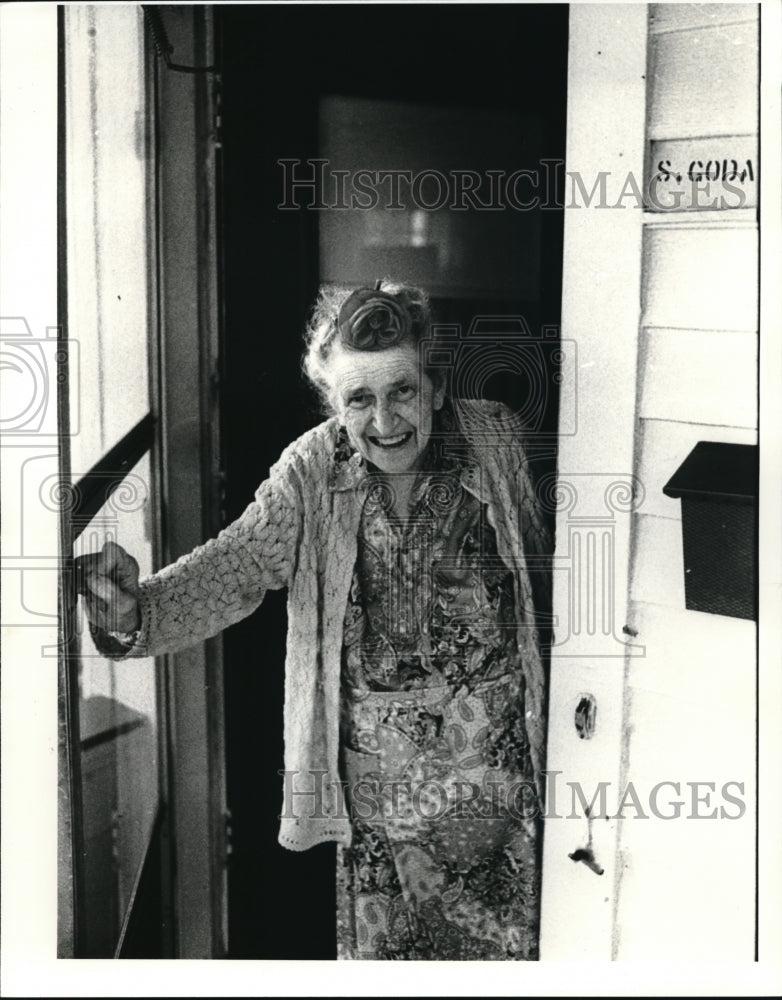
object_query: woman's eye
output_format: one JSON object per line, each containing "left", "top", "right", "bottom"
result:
{"left": 346, "top": 394, "right": 370, "bottom": 409}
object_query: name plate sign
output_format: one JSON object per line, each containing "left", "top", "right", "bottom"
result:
{"left": 647, "top": 136, "right": 757, "bottom": 212}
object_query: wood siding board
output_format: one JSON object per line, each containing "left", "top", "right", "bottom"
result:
{"left": 638, "top": 327, "right": 757, "bottom": 427}
{"left": 642, "top": 227, "right": 758, "bottom": 331}
{"left": 650, "top": 3, "right": 759, "bottom": 36}
{"left": 616, "top": 599, "right": 755, "bottom": 958}
{"left": 631, "top": 513, "right": 686, "bottom": 608}
{"left": 648, "top": 20, "right": 759, "bottom": 140}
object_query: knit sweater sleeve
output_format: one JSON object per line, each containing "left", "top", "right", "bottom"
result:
{"left": 92, "top": 440, "right": 305, "bottom": 661}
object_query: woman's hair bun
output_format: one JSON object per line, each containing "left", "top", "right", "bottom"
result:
{"left": 302, "top": 280, "right": 435, "bottom": 414}
{"left": 336, "top": 287, "right": 412, "bottom": 351}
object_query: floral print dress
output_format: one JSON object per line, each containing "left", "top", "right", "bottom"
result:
{"left": 335, "top": 445, "right": 542, "bottom": 960}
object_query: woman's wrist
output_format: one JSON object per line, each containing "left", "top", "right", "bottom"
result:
{"left": 93, "top": 605, "right": 142, "bottom": 650}
{"left": 113, "top": 603, "right": 141, "bottom": 636}
{"left": 105, "top": 624, "right": 141, "bottom": 646}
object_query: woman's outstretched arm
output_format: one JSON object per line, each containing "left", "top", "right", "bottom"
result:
{"left": 76, "top": 454, "right": 303, "bottom": 660}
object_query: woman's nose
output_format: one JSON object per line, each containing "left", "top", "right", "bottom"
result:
{"left": 372, "top": 401, "right": 398, "bottom": 435}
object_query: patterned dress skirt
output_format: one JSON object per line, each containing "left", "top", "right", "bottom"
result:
{"left": 335, "top": 471, "right": 542, "bottom": 960}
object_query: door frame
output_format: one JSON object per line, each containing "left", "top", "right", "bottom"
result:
{"left": 153, "top": 5, "right": 227, "bottom": 958}
{"left": 52, "top": 3, "right": 227, "bottom": 959}
{"left": 539, "top": 3, "right": 649, "bottom": 960}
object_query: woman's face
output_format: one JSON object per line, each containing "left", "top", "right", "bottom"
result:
{"left": 324, "top": 341, "right": 445, "bottom": 474}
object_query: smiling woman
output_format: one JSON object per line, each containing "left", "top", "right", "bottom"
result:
{"left": 76, "top": 281, "right": 553, "bottom": 959}
{"left": 305, "top": 283, "right": 446, "bottom": 495}
{"left": 329, "top": 341, "right": 442, "bottom": 480}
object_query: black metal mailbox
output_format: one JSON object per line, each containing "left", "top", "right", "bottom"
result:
{"left": 662, "top": 441, "right": 758, "bottom": 621}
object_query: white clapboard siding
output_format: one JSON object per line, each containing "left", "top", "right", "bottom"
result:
{"left": 625, "top": 599, "right": 756, "bottom": 703}
{"left": 636, "top": 418, "right": 758, "bottom": 520}
{"left": 616, "top": 683, "right": 755, "bottom": 959}
{"left": 631, "top": 513, "right": 685, "bottom": 609}
{"left": 613, "top": 0, "right": 759, "bottom": 963}
{"left": 638, "top": 327, "right": 757, "bottom": 428}
{"left": 616, "top": 786, "right": 755, "bottom": 959}
{"left": 649, "top": 19, "right": 759, "bottom": 139}
{"left": 649, "top": 3, "right": 759, "bottom": 35}
{"left": 616, "top": 600, "right": 756, "bottom": 959}
{"left": 642, "top": 226, "right": 758, "bottom": 331}
{"left": 643, "top": 208, "right": 756, "bottom": 226}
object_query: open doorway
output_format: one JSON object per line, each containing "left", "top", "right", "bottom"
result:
{"left": 217, "top": 4, "right": 568, "bottom": 959}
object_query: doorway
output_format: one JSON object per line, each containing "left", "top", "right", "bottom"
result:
{"left": 217, "top": 4, "right": 568, "bottom": 959}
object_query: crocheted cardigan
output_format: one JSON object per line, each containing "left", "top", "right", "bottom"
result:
{"left": 106, "top": 399, "right": 551, "bottom": 851}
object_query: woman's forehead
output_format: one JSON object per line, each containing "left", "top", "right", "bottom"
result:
{"left": 325, "top": 343, "right": 422, "bottom": 390}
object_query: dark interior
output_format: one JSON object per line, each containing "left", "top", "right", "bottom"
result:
{"left": 217, "top": 3, "right": 568, "bottom": 958}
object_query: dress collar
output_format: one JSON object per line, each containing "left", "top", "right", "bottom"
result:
{"left": 329, "top": 438, "right": 367, "bottom": 492}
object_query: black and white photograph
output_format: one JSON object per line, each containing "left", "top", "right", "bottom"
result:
{"left": 1, "top": 0, "right": 780, "bottom": 995}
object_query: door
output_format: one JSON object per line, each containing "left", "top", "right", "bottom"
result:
{"left": 539, "top": 4, "right": 650, "bottom": 959}
{"left": 218, "top": 3, "right": 568, "bottom": 958}
{"left": 55, "top": 4, "right": 226, "bottom": 958}
{"left": 56, "top": 4, "right": 170, "bottom": 957}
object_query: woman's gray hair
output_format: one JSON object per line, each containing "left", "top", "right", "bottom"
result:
{"left": 302, "top": 280, "right": 436, "bottom": 414}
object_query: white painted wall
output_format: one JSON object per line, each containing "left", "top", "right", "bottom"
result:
{"left": 618, "top": 2, "right": 758, "bottom": 960}
{"left": 545, "top": 2, "right": 759, "bottom": 961}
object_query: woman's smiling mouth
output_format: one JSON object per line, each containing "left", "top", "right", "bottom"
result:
{"left": 368, "top": 431, "right": 413, "bottom": 449}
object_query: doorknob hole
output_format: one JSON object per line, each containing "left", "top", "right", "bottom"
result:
{"left": 574, "top": 694, "right": 597, "bottom": 739}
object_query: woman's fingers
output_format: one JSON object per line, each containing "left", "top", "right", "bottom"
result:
{"left": 74, "top": 551, "right": 102, "bottom": 595}
{"left": 75, "top": 542, "right": 138, "bottom": 590}
{"left": 74, "top": 543, "right": 141, "bottom": 633}
{"left": 81, "top": 583, "right": 140, "bottom": 633}
{"left": 101, "top": 540, "right": 140, "bottom": 593}
{"left": 83, "top": 593, "right": 111, "bottom": 631}
{"left": 85, "top": 571, "right": 119, "bottom": 605}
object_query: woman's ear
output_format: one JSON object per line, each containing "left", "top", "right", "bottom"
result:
{"left": 323, "top": 383, "right": 341, "bottom": 420}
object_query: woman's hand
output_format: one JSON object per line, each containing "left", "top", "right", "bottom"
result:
{"left": 75, "top": 540, "right": 141, "bottom": 634}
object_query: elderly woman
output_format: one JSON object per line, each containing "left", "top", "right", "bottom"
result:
{"left": 79, "top": 280, "right": 551, "bottom": 960}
